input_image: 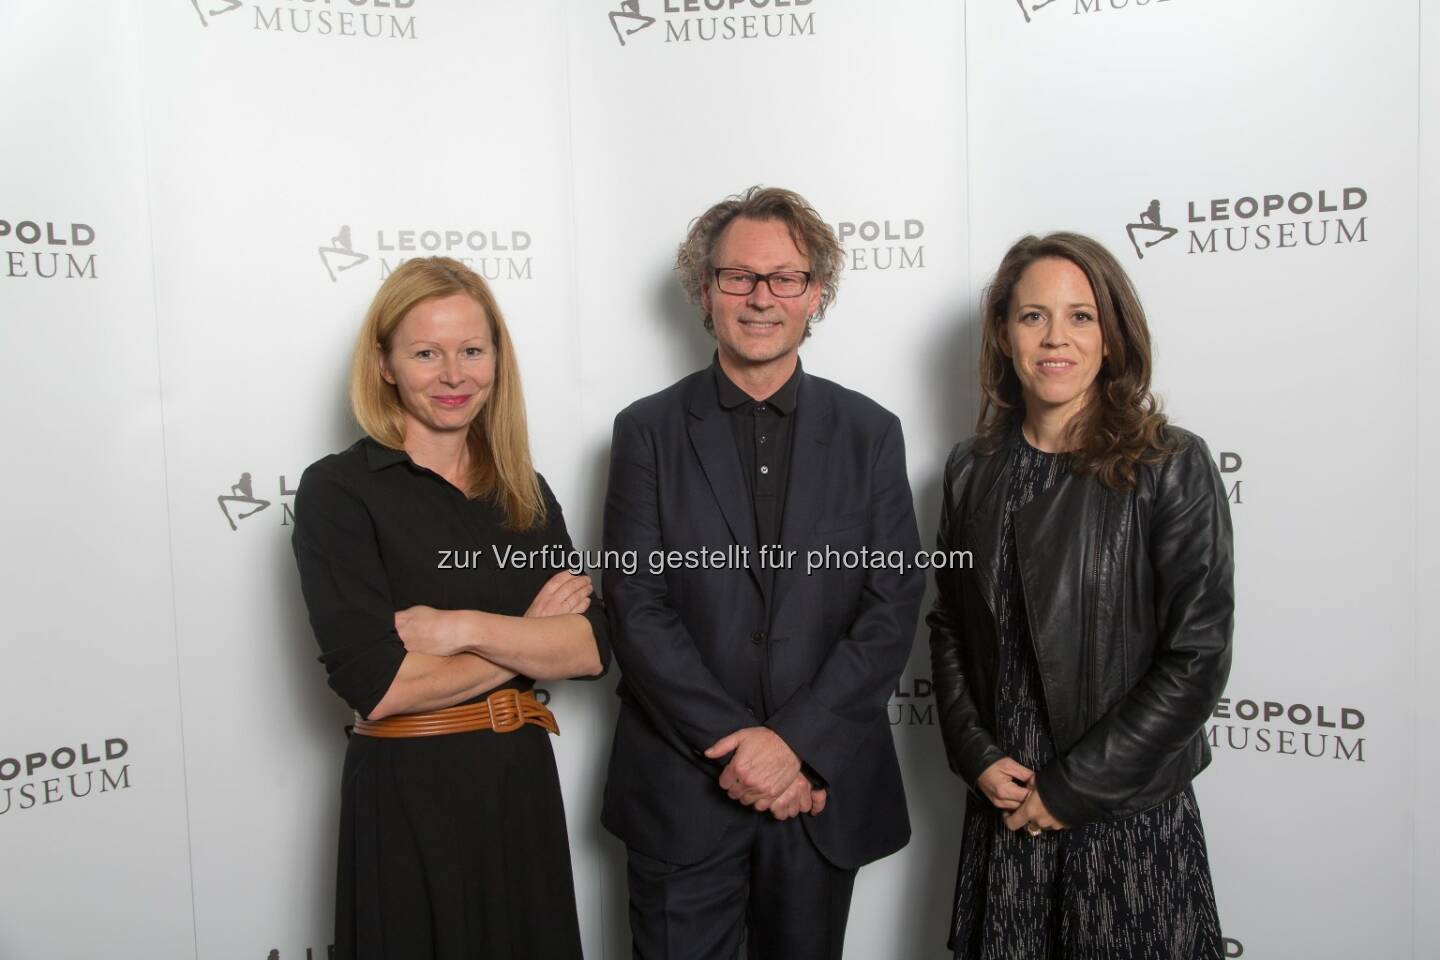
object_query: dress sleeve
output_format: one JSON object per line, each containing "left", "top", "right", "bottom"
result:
{"left": 291, "top": 460, "right": 406, "bottom": 718}
{"left": 537, "top": 474, "right": 611, "bottom": 678}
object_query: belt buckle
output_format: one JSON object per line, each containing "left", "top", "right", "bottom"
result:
{"left": 486, "top": 688, "right": 525, "bottom": 733}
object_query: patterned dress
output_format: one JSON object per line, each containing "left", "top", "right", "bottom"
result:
{"left": 950, "top": 436, "right": 1223, "bottom": 960}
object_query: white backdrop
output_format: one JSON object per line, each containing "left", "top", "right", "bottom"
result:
{"left": 0, "top": 5, "right": 195, "bottom": 957}
{"left": 1, "top": 1, "right": 1434, "bottom": 958}
{"left": 1416, "top": 0, "right": 1438, "bottom": 955}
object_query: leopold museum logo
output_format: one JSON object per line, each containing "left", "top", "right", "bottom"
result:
{"left": 888, "top": 676, "right": 935, "bottom": 727}
{"left": 1, "top": 218, "right": 98, "bottom": 281}
{"left": 609, "top": 0, "right": 816, "bottom": 46}
{"left": 318, "top": 224, "right": 534, "bottom": 284}
{"left": 0, "top": 737, "right": 134, "bottom": 817}
{"left": 1207, "top": 696, "right": 1367, "bottom": 764}
{"left": 835, "top": 218, "right": 928, "bottom": 273}
{"left": 1016, "top": 0, "right": 1175, "bottom": 24}
{"left": 219, "top": 471, "right": 297, "bottom": 531}
{"left": 189, "top": 0, "right": 420, "bottom": 40}
{"left": 1123, "top": 188, "right": 1370, "bottom": 260}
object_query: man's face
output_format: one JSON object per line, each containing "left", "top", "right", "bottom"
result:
{"left": 700, "top": 217, "right": 822, "bottom": 371}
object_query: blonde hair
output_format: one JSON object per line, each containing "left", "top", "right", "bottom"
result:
{"left": 348, "top": 256, "right": 545, "bottom": 530}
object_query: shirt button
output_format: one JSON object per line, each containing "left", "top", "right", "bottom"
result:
{"left": 759, "top": 465, "right": 769, "bottom": 475}
{"left": 751, "top": 631, "right": 766, "bottom": 644}
{"left": 759, "top": 435, "right": 768, "bottom": 444}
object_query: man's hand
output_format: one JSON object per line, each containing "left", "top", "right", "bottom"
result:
{"left": 704, "top": 727, "right": 802, "bottom": 807}
{"left": 758, "top": 774, "right": 830, "bottom": 820}
{"left": 759, "top": 774, "right": 811, "bottom": 819}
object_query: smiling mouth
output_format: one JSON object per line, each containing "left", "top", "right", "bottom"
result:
{"left": 739, "top": 318, "right": 782, "bottom": 330}
{"left": 433, "top": 395, "right": 471, "bottom": 407}
{"left": 1037, "top": 359, "right": 1075, "bottom": 370}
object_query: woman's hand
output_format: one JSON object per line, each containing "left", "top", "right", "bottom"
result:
{"left": 524, "top": 570, "right": 593, "bottom": 618}
{"left": 1004, "top": 785, "right": 1068, "bottom": 835}
{"left": 977, "top": 757, "right": 1035, "bottom": 811}
{"left": 394, "top": 605, "right": 467, "bottom": 657}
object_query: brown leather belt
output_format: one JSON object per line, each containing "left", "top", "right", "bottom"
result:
{"left": 352, "top": 688, "right": 558, "bottom": 739}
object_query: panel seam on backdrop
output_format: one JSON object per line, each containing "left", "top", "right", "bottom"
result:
{"left": 560, "top": 5, "right": 589, "bottom": 408}
{"left": 963, "top": 0, "right": 974, "bottom": 419}
{"left": 555, "top": 6, "right": 605, "bottom": 957}
{"left": 131, "top": 2, "right": 204, "bottom": 955}
{"left": 1413, "top": 1, "right": 1423, "bottom": 957}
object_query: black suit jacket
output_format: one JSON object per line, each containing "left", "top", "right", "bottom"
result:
{"left": 601, "top": 365, "right": 924, "bottom": 869}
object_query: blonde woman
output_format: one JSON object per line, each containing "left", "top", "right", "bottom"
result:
{"left": 293, "top": 256, "right": 606, "bottom": 959}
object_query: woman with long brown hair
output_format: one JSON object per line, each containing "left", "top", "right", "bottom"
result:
{"left": 928, "top": 233, "right": 1232, "bottom": 958}
{"left": 292, "top": 256, "right": 606, "bottom": 959}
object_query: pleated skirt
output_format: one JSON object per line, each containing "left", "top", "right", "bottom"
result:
{"left": 334, "top": 723, "right": 583, "bottom": 959}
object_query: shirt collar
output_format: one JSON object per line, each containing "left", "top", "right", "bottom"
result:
{"left": 712, "top": 355, "right": 802, "bottom": 414}
{"left": 362, "top": 436, "right": 411, "bottom": 472}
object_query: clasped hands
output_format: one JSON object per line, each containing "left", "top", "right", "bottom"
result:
{"left": 978, "top": 756, "right": 1068, "bottom": 835}
{"left": 703, "top": 727, "right": 826, "bottom": 822}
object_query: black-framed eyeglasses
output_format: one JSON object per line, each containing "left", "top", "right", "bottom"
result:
{"left": 713, "top": 267, "right": 812, "bottom": 298}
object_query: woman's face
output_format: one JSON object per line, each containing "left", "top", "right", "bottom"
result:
{"left": 1000, "top": 257, "right": 1106, "bottom": 427}
{"left": 379, "top": 292, "right": 495, "bottom": 440}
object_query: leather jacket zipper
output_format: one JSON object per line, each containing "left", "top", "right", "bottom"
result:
{"left": 1086, "top": 496, "right": 1106, "bottom": 727}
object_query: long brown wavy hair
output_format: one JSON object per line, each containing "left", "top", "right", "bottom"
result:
{"left": 975, "top": 232, "right": 1178, "bottom": 490}
{"left": 349, "top": 256, "right": 545, "bottom": 530}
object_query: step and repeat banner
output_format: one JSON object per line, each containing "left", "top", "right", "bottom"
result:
{"left": 1, "top": 1, "right": 1434, "bottom": 958}
{"left": 1417, "top": 0, "right": 1438, "bottom": 954}
{"left": 0, "top": 4, "right": 198, "bottom": 957}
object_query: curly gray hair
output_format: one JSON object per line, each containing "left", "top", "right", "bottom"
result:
{"left": 674, "top": 185, "right": 844, "bottom": 339}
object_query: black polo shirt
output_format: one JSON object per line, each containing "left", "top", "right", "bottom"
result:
{"left": 713, "top": 358, "right": 800, "bottom": 555}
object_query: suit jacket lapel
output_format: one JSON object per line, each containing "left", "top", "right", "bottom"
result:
{"left": 686, "top": 374, "right": 761, "bottom": 590}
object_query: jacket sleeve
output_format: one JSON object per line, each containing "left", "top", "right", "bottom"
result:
{"left": 765, "top": 415, "right": 926, "bottom": 785}
{"left": 1037, "top": 437, "right": 1235, "bottom": 825}
{"left": 927, "top": 444, "right": 1005, "bottom": 795}
{"left": 602, "top": 409, "right": 755, "bottom": 758}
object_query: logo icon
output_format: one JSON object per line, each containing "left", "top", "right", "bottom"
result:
{"left": 609, "top": 0, "right": 656, "bottom": 45}
{"left": 190, "top": 0, "right": 242, "bottom": 28}
{"left": 1124, "top": 199, "right": 1179, "bottom": 259}
{"left": 1016, "top": 0, "right": 1059, "bottom": 23}
{"left": 318, "top": 225, "right": 369, "bottom": 282}
{"left": 218, "top": 472, "right": 271, "bottom": 531}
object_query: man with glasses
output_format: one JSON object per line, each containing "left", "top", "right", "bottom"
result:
{"left": 601, "top": 186, "right": 924, "bottom": 958}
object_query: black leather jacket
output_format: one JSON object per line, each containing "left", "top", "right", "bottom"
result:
{"left": 926, "top": 427, "right": 1234, "bottom": 826}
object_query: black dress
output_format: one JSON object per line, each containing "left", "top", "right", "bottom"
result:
{"left": 292, "top": 438, "right": 609, "bottom": 960}
{"left": 950, "top": 437, "right": 1222, "bottom": 960}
